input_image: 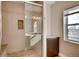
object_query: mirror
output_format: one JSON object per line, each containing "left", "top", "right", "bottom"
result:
{"left": 25, "top": 3, "right": 42, "bottom": 34}
{"left": 32, "top": 16, "right": 41, "bottom": 33}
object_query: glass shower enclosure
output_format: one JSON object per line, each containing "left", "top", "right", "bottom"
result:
{"left": 24, "top": 2, "right": 43, "bottom": 57}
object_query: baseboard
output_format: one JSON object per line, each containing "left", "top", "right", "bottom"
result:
{"left": 7, "top": 49, "right": 26, "bottom": 57}
{"left": 59, "top": 53, "right": 67, "bottom": 57}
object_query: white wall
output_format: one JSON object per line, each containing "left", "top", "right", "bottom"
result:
{"left": 43, "top": 2, "right": 52, "bottom": 38}
{"left": 2, "top": 2, "right": 25, "bottom": 53}
{"left": 51, "top": 2, "right": 63, "bottom": 37}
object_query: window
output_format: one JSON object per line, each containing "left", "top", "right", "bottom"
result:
{"left": 64, "top": 6, "right": 79, "bottom": 43}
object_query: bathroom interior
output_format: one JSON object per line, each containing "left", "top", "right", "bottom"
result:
{"left": 1, "top": 1, "right": 79, "bottom": 57}
{"left": 0, "top": 1, "right": 43, "bottom": 57}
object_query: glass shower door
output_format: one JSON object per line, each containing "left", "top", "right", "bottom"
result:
{"left": 24, "top": 2, "right": 43, "bottom": 57}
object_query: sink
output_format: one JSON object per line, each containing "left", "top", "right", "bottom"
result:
{"left": 25, "top": 33, "right": 34, "bottom": 38}
{"left": 25, "top": 33, "right": 41, "bottom": 47}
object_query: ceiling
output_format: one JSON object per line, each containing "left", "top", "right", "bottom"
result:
{"left": 45, "top": 1, "right": 56, "bottom": 6}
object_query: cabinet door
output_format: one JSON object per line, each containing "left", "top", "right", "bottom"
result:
{"left": 47, "top": 37, "right": 59, "bottom": 57}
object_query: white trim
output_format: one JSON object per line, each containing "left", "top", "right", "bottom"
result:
{"left": 46, "top": 35, "right": 59, "bottom": 38}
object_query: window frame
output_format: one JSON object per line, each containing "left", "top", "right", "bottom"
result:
{"left": 63, "top": 6, "right": 79, "bottom": 44}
